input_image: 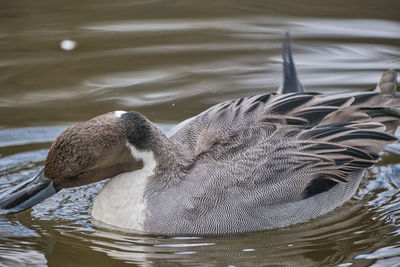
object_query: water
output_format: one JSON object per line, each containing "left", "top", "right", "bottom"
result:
{"left": 1, "top": 0, "right": 400, "bottom": 266}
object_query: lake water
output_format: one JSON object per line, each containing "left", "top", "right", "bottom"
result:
{"left": 1, "top": 0, "right": 400, "bottom": 266}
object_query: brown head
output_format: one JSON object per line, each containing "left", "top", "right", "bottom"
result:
{"left": 45, "top": 111, "right": 146, "bottom": 190}
{"left": 0, "top": 111, "right": 155, "bottom": 214}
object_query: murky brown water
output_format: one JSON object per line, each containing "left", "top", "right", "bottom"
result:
{"left": 1, "top": 0, "right": 400, "bottom": 266}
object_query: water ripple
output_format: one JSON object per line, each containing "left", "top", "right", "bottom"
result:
{"left": 1, "top": 3, "right": 400, "bottom": 266}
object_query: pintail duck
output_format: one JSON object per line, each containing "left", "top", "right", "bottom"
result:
{"left": 0, "top": 35, "right": 399, "bottom": 235}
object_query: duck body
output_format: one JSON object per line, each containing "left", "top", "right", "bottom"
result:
{"left": 86, "top": 35, "right": 400, "bottom": 234}
{"left": 93, "top": 88, "right": 399, "bottom": 234}
{"left": 1, "top": 35, "right": 399, "bottom": 235}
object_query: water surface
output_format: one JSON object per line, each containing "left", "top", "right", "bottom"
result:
{"left": 1, "top": 0, "right": 400, "bottom": 266}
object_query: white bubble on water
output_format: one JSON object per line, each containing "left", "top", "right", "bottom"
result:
{"left": 60, "top": 40, "right": 77, "bottom": 51}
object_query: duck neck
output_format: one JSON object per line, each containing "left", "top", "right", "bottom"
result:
{"left": 122, "top": 112, "right": 187, "bottom": 174}
{"left": 146, "top": 124, "right": 187, "bottom": 173}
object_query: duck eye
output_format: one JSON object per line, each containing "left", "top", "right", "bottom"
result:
{"left": 78, "top": 170, "right": 89, "bottom": 177}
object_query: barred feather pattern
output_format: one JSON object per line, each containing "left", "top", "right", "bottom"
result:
{"left": 144, "top": 88, "right": 400, "bottom": 234}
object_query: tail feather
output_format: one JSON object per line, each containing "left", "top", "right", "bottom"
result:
{"left": 279, "top": 33, "right": 304, "bottom": 94}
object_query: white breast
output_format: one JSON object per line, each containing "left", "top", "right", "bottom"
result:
{"left": 91, "top": 144, "right": 156, "bottom": 231}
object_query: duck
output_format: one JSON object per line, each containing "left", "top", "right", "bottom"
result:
{"left": 0, "top": 34, "right": 399, "bottom": 235}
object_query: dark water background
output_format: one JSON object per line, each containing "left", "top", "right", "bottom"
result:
{"left": 1, "top": 0, "right": 400, "bottom": 266}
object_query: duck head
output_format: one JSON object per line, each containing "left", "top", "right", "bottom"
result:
{"left": 0, "top": 111, "right": 153, "bottom": 214}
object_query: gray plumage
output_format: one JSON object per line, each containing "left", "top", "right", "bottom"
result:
{"left": 140, "top": 37, "right": 400, "bottom": 234}
{"left": 144, "top": 90, "right": 399, "bottom": 234}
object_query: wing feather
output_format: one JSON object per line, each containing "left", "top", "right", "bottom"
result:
{"left": 169, "top": 70, "right": 399, "bottom": 203}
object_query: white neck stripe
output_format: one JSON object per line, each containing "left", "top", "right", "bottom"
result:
{"left": 127, "top": 143, "right": 156, "bottom": 175}
{"left": 114, "top": 110, "right": 127, "bottom": 118}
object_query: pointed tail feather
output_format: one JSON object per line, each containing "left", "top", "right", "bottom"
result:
{"left": 279, "top": 32, "right": 304, "bottom": 94}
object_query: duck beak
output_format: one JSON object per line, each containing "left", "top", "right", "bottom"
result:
{"left": 0, "top": 169, "right": 56, "bottom": 215}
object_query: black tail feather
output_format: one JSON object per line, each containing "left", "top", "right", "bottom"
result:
{"left": 280, "top": 33, "right": 304, "bottom": 94}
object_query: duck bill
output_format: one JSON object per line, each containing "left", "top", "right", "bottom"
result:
{"left": 0, "top": 169, "right": 56, "bottom": 215}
